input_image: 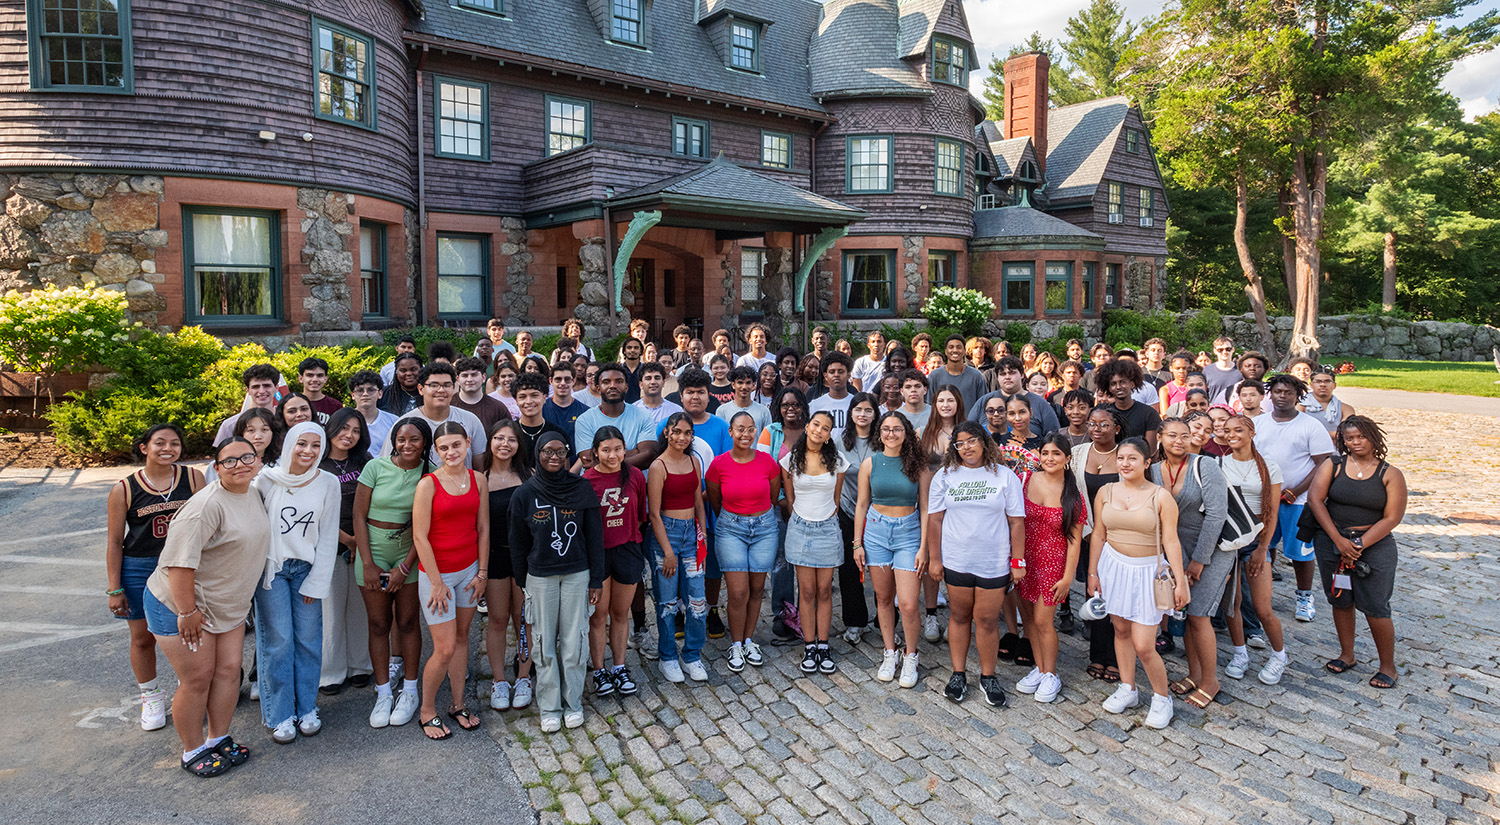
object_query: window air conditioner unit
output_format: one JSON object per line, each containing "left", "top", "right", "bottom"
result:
{"left": 1108, "top": 213, "right": 1123, "bottom": 224}
{"left": 1139, "top": 217, "right": 1154, "bottom": 227}
{"left": 1105, "top": 294, "right": 1115, "bottom": 306}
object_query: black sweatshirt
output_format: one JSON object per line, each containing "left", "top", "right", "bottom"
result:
{"left": 508, "top": 482, "right": 605, "bottom": 589}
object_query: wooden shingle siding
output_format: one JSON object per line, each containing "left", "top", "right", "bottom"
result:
{"left": 1053, "top": 110, "right": 1167, "bottom": 257}
{"left": 0, "top": 0, "right": 414, "bottom": 204}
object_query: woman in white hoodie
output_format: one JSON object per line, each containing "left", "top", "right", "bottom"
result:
{"left": 252, "top": 421, "right": 342, "bottom": 744}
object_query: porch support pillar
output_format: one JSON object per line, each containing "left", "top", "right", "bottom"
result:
{"left": 793, "top": 225, "right": 849, "bottom": 313}
{"left": 613, "top": 210, "right": 662, "bottom": 312}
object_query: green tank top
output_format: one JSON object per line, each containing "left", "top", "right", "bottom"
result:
{"left": 869, "top": 452, "right": 919, "bottom": 507}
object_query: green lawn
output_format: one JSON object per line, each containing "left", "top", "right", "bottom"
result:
{"left": 1332, "top": 357, "right": 1500, "bottom": 398}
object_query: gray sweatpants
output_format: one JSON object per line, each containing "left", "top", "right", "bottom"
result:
{"left": 524, "top": 570, "right": 591, "bottom": 719}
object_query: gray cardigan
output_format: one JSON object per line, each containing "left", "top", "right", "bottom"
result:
{"left": 1149, "top": 455, "right": 1229, "bottom": 566}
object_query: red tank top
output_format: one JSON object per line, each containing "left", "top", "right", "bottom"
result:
{"left": 422, "top": 470, "right": 480, "bottom": 574}
{"left": 660, "top": 464, "right": 699, "bottom": 511}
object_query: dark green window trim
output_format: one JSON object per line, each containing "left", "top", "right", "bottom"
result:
{"left": 1082, "top": 262, "right": 1095, "bottom": 311}
{"left": 928, "top": 251, "right": 957, "bottom": 290}
{"left": 672, "top": 116, "right": 710, "bottom": 158}
{"left": 456, "top": 0, "right": 505, "bottom": 15}
{"left": 931, "top": 36, "right": 968, "bottom": 87}
{"left": 1002, "top": 262, "right": 1033, "bottom": 316}
{"left": 729, "top": 19, "right": 759, "bottom": 72}
{"left": 312, "top": 16, "right": 378, "bottom": 131}
{"left": 611, "top": 0, "right": 644, "bottom": 45}
{"left": 1105, "top": 263, "right": 1120, "bottom": 307}
{"left": 1107, "top": 181, "right": 1123, "bottom": 222}
{"left": 26, "top": 0, "right": 133, "bottom": 93}
{"left": 433, "top": 75, "right": 490, "bottom": 161}
{"left": 1139, "top": 187, "right": 1155, "bottom": 227}
{"left": 545, "top": 95, "right": 591, "bottom": 156}
{"left": 935, "top": 138, "right": 964, "bottom": 197}
{"left": 841, "top": 249, "right": 897, "bottom": 316}
{"left": 359, "top": 222, "right": 388, "bottom": 318}
{"left": 1044, "top": 261, "right": 1072, "bottom": 315}
{"left": 760, "top": 130, "right": 792, "bottom": 169}
{"left": 1126, "top": 128, "right": 1139, "bottom": 153}
{"left": 183, "top": 207, "right": 283, "bottom": 326}
{"left": 845, "top": 135, "right": 893, "bottom": 194}
{"left": 435, "top": 232, "right": 491, "bottom": 320}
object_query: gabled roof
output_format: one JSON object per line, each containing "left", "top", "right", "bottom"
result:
{"left": 896, "top": 0, "right": 946, "bottom": 58}
{"left": 973, "top": 206, "right": 1105, "bottom": 242}
{"left": 988, "top": 137, "right": 1033, "bottom": 179}
{"left": 811, "top": 0, "right": 930, "bottom": 98}
{"left": 697, "top": 0, "right": 772, "bottom": 24}
{"left": 1044, "top": 96, "right": 1131, "bottom": 203}
{"left": 609, "top": 156, "right": 867, "bottom": 223}
{"left": 410, "top": 0, "right": 824, "bottom": 113}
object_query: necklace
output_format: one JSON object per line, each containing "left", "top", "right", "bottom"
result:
{"left": 137, "top": 466, "right": 177, "bottom": 503}
{"left": 519, "top": 420, "right": 546, "bottom": 439}
{"left": 1088, "top": 443, "right": 1118, "bottom": 474}
{"left": 1348, "top": 456, "right": 1377, "bottom": 479}
{"left": 439, "top": 468, "right": 470, "bottom": 492}
{"left": 1118, "top": 481, "right": 1153, "bottom": 506}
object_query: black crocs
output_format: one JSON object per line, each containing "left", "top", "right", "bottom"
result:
{"left": 182, "top": 748, "right": 230, "bottom": 778}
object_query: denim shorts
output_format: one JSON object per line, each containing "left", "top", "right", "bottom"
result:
{"left": 785, "top": 513, "right": 843, "bottom": 569}
{"left": 116, "top": 555, "right": 159, "bottom": 622}
{"left": 418, "top": 562, "right": 481, "bottom": 625}
{"left": 715, "top": 509, "right": 779, "bottom": 573}
{"left": 142, "top": 585, "right": 180, "bottom": 637}
{"left": 862, "top": 511, "right": 920, "bottom": 572}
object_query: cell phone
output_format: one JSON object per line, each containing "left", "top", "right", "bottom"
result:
{"left": 379, "top": 572, "right": 391, "bottom": 588}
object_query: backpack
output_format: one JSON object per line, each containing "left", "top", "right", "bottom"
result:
{"left": 1191, "top": 455, "right": 1263, "bottom": 553}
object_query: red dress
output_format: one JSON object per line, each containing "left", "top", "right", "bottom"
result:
{"left": 1019, "top": 472, "right": 1087, "bottom": 605}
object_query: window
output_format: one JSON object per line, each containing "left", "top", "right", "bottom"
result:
{"left": 1082, "top": 262, "right": 1095, "bottom": 311}
{"left": 359, "top": 223, "right": 387, "bottom": 317}
{"left": 1018, "top": 160, "right": 1039, "bottom": 182}
{"left": 928, "top": 252, "right": 956, "bottom": 289}
{"left": 846, "top": 136, "right": 892, "bottom": 193}
{"left": 1139, "top": 188, "right": 1155, "bottom": 227}
{"left": 1107, "top": 182, "right": 1123, "bottom": 223}
{"left": 457, "top": 0, "right": 504, "bottom": 13}
{"left": 1045, "top": 262, "right": 1071, "bottom": 314}
{"left": 184, "top": 208, "right": 280, "bottom": 323}
{"left": 976, "top": 152, "right": 990, "bottom": 175}
{"left": 435, "top": 77, "right": 488, "bottom": 160}
{"left": 740, "top": 248, "right": 765, "bottom": 314}
{"left": 730, "top": 21, "right": 758, "bottom": 71}
{"left": 931, "top": 37, "right": 967, "bottom": 86}
{"left": 843, "top": 251, "right": 895, "bottom": 314}
{"left": 436, "top": 233, "right": 489, "bottom": 318}
{"left": 611, "top": 0, "right": 643, "bottom": 44}
{"left": 546, "top": 96, "right": 590, "bottom": 155}
{"left": 27, "top": 0, "right": 132, "bottom": 91}
{"left": 1003, "top": 263, "right": 1033, "bottom": 315}
{"left": 978, "top": 193, "right": 997, "bottom": 210}
{"left": 935, "top": 138, "right": 963, "bottom": 196}
{"left": 1126, "top": 128, "right": 1139, "bottom": 153}
{"left": 673, "top": 117, "right": 709, "bottom": 158}
{"left": 1105, "top": 263, "right": 1120, "bottom": 307}
{"left": 761, "top": 131, "right": 791, "bottom": 168}
{"left": 314, "top": 19, "right": 376, "bottom": 129}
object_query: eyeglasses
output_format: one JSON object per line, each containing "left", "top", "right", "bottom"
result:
{"left": 352, "top": 386, "right": 380, "bottom": 394}
{"left": 538, "top": 447, "right": 569, "bottom": 458}
{"left": 953, "top": 438, "right": 982, "bottom": 449}
{"left": 985, "top": 407, "right": 1005, "bottom": 415}
{"left": 879, "top": 426, "right": 905, "bottom": 435}
{"left": 1086, "top": 421, "right": 1114, "bottom": 429}
{"left": 423, "top": 382, "right": 455, "bottom": 390}
{"left": 1215, "top": 347, "right": 1234, "bottom": 353}
{"left": 217, "top": 453, "right": 261, "bottom": 469}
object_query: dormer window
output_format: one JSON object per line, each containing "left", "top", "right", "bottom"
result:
{"left": 730, "top": 21, "right": 759, "bottom": 71}
{"left": 1017, "top": 160, "right": 1038, "bottom": 182}
{"left": 611, "top": 0, "right": 643, "bottom": 45}
{"left": 932, "top": 37, "right": 967, "bottom": 86}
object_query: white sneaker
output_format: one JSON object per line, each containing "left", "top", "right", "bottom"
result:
{"left": 1102, "top": 684, "right": 1140, "bottom": 714}
{"left": 743, "top": 639, "right": 764, "bottom": 667}
{"left": 564, "top": 710, "right": 584, "bottom": 729}
{"left": 490, "top": 681, "right": 512, "bottom": 710}
{"left": 727, "top": 644, "right": 745, "bottom": 673}
{"left": 843, "top": 625, "right": 864, "bottom": 644}
{"left": 936, "top": 585, "right": 948, "bottom": 608}
{"left": 540, "top": 715, "right": 562, "bottom": 733}
{"left": 140, "top": 688, "right": 167, "bottom": 731}
{"left": 1034, "top": 672, "right": 1062, "bottom": 704}
{"left": 1144, "top": 694, "right": 1174, "bottom": 729}
{"left": 511, "top": 677, "right": 534, "bottom": 709}
{"left": 272, "top": 718, "right": 298, "bottom": 744}
{"left": 1226, "top": 651, "right": 1251, "bottom": 680}
{"left": 1295, "top": 591, "right": 1317, "bottom": 622}
{"left": 660, "top": 660, "right": 685, "bottom": 683}
{"left": 1016, "top": 667, "right": 1045, "bottom": 695}
{"left": 369, "top": 693, "right": 394, "bottom": 728}
{"left": 922, "top": 614, "right": 942, "bottom": 642}
{"left": 249, "top": 680, "right": 259, "bottom": 701}
{"left": 298, "top": 710, "right": 322, "bottom": 737}
{"left": 1246, "top": 632, "right": 1269, "bottom": 650}
{"left": 683, "top": 659, "right": 709, "bottom": 682}
{"left": 1258, "top": 652, "right": 1288, "bottom": 685}
{"left": 877, "top": 650, "right": 899, "bottom": 682}
{"left": 633, "top": 629, "right": 658, "bottom": 660}
{"left": 388, "top": 657, "right": 404, "bottom": 684}
{"left": 898, "top": 652, "right": 919, "bottom": 688}
{"left": 389, "top": 690, "right": 419, "bottom": 726}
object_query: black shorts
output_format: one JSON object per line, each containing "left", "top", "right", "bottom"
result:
{"left": 606, "top": 541, "right": 646, "bottom": 586}
{"left": 944, "top": 568, "right": 1011, "bottom": 591}
{"left": 1312, "top": 531, "right": 1396, "bottom": 619}
{"left": 488, "top": 544, "right": 513, "bottom": 580}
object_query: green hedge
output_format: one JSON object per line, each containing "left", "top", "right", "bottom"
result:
{"left": 1103, "top": 309, "right": 1223, "bottom": 356}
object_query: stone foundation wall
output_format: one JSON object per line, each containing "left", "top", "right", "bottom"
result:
{"left": 499, "top": 217, "right": 533, "bottom": 325}
{"left": 296, "top": 187, "right": 355, "bottom": 332}
{"left": 1217, "top": 313, "right": 1499, "bottom": 362}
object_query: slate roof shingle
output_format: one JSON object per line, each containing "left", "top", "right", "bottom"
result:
{"left": 973, "top": 206, "right": 1105, "bottom": 241}
{"left": 810, "top": 0, "right": 931, "bottom": 97}
{"left": 613, "top": 156, "right": 866, "bottom": 219}
{"left": 1043, "top": 96, "right": 1130, "bottom": 203}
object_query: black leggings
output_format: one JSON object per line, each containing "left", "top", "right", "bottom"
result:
{"left": 1077, "top": 534, "right": 1117, "bottom": 668}
{"left": 837, "top": 509, "right": 870, "bottom": 629}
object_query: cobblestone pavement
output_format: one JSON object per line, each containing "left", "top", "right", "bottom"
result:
{"left": 473, "top": 405, "right": 1500, "bottom": 825}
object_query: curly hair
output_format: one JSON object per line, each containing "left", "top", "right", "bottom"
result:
{"left": 1335, "top": 414, "right": 1388, "bottom": 461}
{"left": 790, "top": 411, "right": 841, "bottom": 477}
{"left": 875, "top": 411, "right": 925, "bottom": 483}
{"left": 942, "top": 420, "right": 1001, "bottom": 472}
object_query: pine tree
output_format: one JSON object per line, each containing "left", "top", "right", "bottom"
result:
{"left": 1053, "top": 0, "right": 1139, "bottom": 105}
{"left": 981, "top": 33, "right": 1056, "bottom": 121}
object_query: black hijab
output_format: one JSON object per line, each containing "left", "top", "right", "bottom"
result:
{"left": 524, "top": 431, "right": 598, "bottom": 510}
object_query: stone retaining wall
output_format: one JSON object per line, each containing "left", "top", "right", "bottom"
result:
{"left": 1217, "top": 313, "right": 1497, "bottom": 362}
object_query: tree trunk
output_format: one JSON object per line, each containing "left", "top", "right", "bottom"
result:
{"left": 1234, "top": 165, "right": 1279, "bottom": 361}
{"left": 1277, "top": 183, "right": 1297, "bottom": 308}
{"left": 1289, "top": 145, "right": 1327, "bottom": 360}
{"left": 1382, "top": 230, "right": 1397, "bottom": 310}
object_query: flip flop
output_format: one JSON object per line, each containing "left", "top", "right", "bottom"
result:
{"left": 1184, "top": 688, "right": 1217, "bottom": 709}
{"left": 1014, "top": 638, "right": 1035, "bottom": 668}
{"left": 1086, "top": 662, "right": 1108, "bottom": 680}
{"left": 1169, "top": 678, "right": 1198, "bottom": 696}
{"left": 1101, "top": 666, "right": 1121, "bottom": 684}
{"left": 998, "top": 633, "right": 1021, "bottom": 661}
{"left": 447, "top": 707, "right": 481, "bottom": 731}
{"left": 1368, "top": 672, "right": 1397, "bottom": 689}
{"left": 1324, "top": 658, "right": 1356, "bottom": 674}
{"left": 421, "top": 716, "right": 453, "bottom": 740}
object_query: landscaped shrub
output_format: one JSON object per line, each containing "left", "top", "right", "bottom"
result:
{"left": 1056, "top": 324, "right": 1087, "bottom": 345}
{"left": 922, "top": 287, "right": 995, "bottom": 337}
{"left": 0, "top": 286, "right": 134, "bottom": 400}
{"left": 380, "top": 326, "right": 485, "bottom": 360}
{"left": 106, "top": 325, "right": 225, "bottom": 391}
{"left": 1104, "top": 309, "right": 1144, "bottom": 347}
{"left": 49, "top": 379, "right": 228, "bottom": 460}
{"left": 1003, "top": 323, "right": 1033, "bottom": 347}
{"left": 272, "top": 345, "right": 388, "bottom": 402}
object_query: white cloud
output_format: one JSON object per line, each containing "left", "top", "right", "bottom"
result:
{"left": 1445, "top": 49, "right": 1500, "bottom": 119}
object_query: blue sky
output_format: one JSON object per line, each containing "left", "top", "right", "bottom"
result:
{"left": 961, "top": 0, "right": 1500, "bottom": 119}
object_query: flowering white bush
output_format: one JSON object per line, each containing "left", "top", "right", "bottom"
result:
{"left": 0, "top": 287, "right": 136, "bottom": 383}
{"left": 923, "top": 287, "right": 995, "bottom": 336}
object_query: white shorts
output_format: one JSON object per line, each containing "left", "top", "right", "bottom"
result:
{"left": 418, "top": 562, "right": 481, "bottom": 625}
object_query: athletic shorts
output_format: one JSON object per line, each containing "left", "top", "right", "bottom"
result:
{"left": 943, "top": 568, "right": 1011, "bottom": 591}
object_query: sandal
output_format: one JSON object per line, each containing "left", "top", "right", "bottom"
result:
{"left": 215, "top": 736, "right": 250, "bottom": 766}
{"left": 1184, "top": 688, "right": 1217, "bottom": 709}
{"left": 1155, "top": 633, "right": 1176, "bottom": 654}
{"left": 1101, "top": 666, "right": 1121, "bottom": 684}
{"left": 1368, "top": 672, "right": 1397, "bottom": 689}
{"left": 421, "top": 716, "right": 453, "bottom": 740}
{"left": 1014, "top": 638, "right": 1035, "bottom": 668}
{"left": 1324, "top": 657, "right": 1356, "bottom": 674}
{"left": 998, "top": 633, "right": 1021, "bottom": 661}
{"left": 181, "top": 749, "right": 230, "bottom": 778}
{"left": 1086, "top": 662, "right": 1108, "bottom": 681}
{"left": 447, "top": 706, "right": 481, "bottom": 731}
{"left": 1169, "top": 678, "right": 1198, "bottom": 696}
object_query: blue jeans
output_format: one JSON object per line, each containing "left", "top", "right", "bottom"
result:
{"left": 254, "top": 559, "right": 323, "bottom": 727}
{"left": 770, "top": 510, "right": 795, "bottom": 620}
{"left": 715, "top": 509, "right": 779, "bottom": 573}
{"left": 647, "top": 515, "right": 706, "bottom": 664}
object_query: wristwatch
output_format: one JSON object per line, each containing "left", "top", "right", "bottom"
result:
{"left": 1010, "top": 557, "right": 1026, "bottom": 570}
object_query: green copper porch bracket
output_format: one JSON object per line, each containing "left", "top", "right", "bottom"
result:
{"left": 793, "top": 225, "right": 849, "bottom": 313}
{"left": 613, "top": 210, "right": 662, "bottom": 312}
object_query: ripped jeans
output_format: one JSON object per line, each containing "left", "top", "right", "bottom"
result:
{"left": 647, "top": 515, "right": 706, "bottom": 664}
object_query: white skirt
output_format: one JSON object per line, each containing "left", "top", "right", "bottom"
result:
{"left": 1098, "top": 543, "right": 1167, "bottom": 626}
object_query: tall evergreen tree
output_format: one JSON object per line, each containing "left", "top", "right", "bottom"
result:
{"left": 981, "top": 33, "right": 1057, "bottom": 121}
{"left": 1054, "top": 0, "right": 1139, "bottom": 105}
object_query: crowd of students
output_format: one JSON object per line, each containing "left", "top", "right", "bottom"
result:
{"left": 102, "top": 317, "right": 1408, "bottom": 777}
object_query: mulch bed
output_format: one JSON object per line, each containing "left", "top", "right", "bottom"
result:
{"left": 0, "top": 433, "right": 122, "bottom": 470}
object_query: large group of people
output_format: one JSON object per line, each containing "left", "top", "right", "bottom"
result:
{"left": 103, "top": 319, "right": 1408, "bottom": 778}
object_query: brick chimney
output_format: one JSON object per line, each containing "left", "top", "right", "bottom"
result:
{"left": 1003, "top": 51, "right": 1049, "bottom": 181}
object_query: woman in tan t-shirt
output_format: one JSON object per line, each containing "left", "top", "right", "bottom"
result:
{"left": 143, "top": 437, "right": 271, "bottom": 777}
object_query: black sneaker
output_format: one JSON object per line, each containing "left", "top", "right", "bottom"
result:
{"left": 980, "top": 674, "right": 1008, "bottom": 707}
{"left": 593, "top": 668, "right": 615, "bottom": 696}
{"left": 772, "top": 620, "right": 799, "bottom": 641}
{"left": 944, "top": 671, "right": 967, "bottom": 703}
{"left": 1057, "top": 595, "right": 1076, "bottom": 634}
{"left": 817, "top": 647, "right": 836, "bottom": 674}
{"left": 674, "top": 612, "right": 685, "bottom": 640}
{"left": 800, "top": 645, "right": 818, "bottom": 673}
{"left": 706, "top": 609, "right": 727, "bottom": 639}
{"left": 613, "top": 666, "right": 638, "bottom": 696}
